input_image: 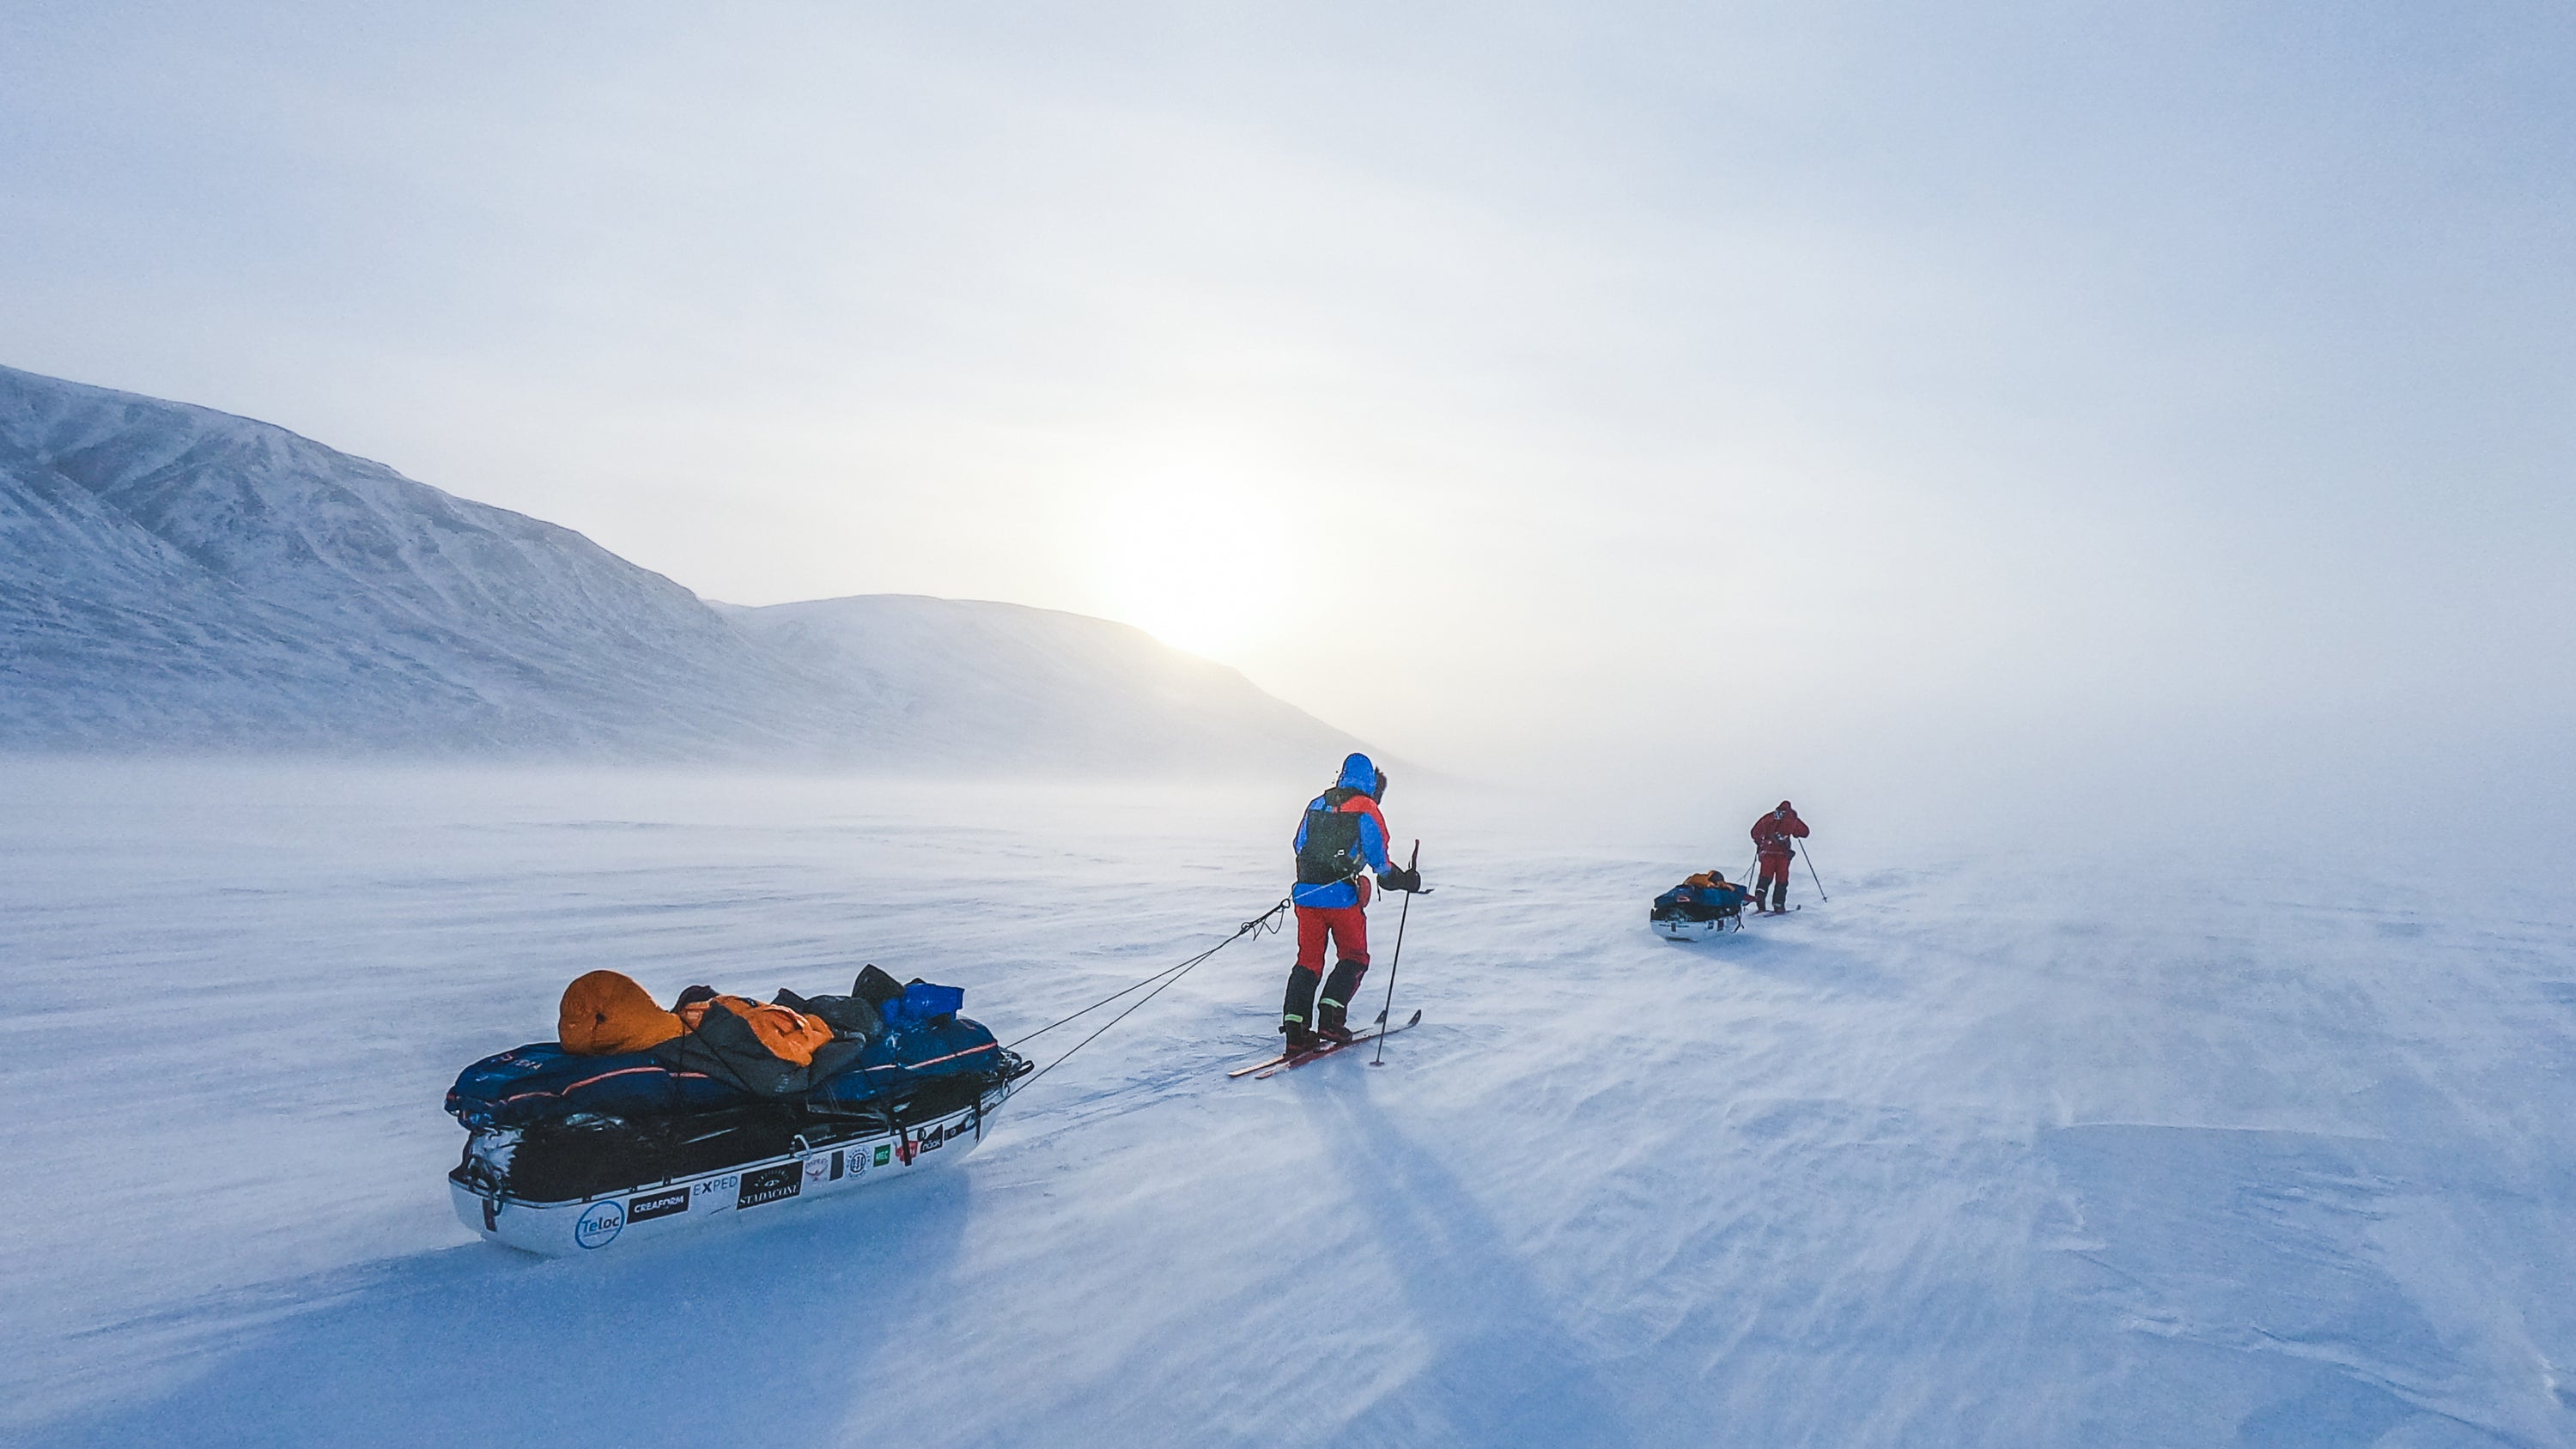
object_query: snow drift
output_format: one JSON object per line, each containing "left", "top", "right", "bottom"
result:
{"left": 0, "top": 364, "right": 1356, "bottom": 773}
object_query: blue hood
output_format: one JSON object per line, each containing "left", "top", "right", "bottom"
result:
{"left": 1336, "top": 752, "right": 1378, "bottom": 792}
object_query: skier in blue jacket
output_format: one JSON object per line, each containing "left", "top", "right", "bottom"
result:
{"left": 1283, "top": 752, "right": 1421, "bottom": 1052}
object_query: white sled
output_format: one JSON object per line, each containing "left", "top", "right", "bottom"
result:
{"left": 450, "top": 1095, "right": 995, "bottom": 1257}
{"left": 1653, "top": 914, "right": 1738, "bottom": 942}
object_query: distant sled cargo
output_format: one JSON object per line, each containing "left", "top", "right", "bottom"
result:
{"left": 445, "top": 967, "right": 1029, "bottom": 1256}
{"left": 1651, "top": 874, "right": 1750, "bottom": 942}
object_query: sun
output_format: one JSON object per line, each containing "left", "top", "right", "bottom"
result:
{"left": 1086, "top": 476, "right": 1290, "bottom": 659}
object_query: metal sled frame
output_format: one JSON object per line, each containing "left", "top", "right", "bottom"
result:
{"left": 1652, "top": 912, "right": 1743, "bottom": 942}
{"left": 450, "top": 1088, "right": 1005, "bottom": 1256}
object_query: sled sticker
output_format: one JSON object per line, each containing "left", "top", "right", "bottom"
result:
{"left": 695, "top": 1174, "right": 739, "bottom": 1205}
{"left": 574, "top": 1200, "right": 624, "bottom": 1250}
{"left": 829, "top": 1149, "right": 844, "bottom": 1181}
{"left": 738, "top": 1163, "right": 803, "bottom": 1210}
{"left": 873, "top": 1144, "right": 892, "bottom": 1167}
{"left": 628, "top": 1188, "right": 688, "bottom": 1224}
{"left": 804, "top": 1156, "right": 830, "bottom": 1184}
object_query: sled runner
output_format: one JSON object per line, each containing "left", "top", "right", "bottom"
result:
{"left": 1653, "top": 914, "right": 1735, "bottom": 942}
{"left": 446, "top": 967, "right": 1029, "bottom": 1256}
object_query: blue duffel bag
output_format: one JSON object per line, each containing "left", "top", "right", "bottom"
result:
{"left": 881, "top": 980, "right": 966, "bottom": 1029}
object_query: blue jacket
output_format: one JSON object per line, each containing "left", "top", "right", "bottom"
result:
{"left": 1292, "top": 753, "right": 1392, "bottom": 909}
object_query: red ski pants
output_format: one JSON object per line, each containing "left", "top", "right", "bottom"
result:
{"left": 1294, "top": 904, "right": 1370, "bottom": 970}
{"left": 1756, "top": 852, "right": 1795, "bottom": 903}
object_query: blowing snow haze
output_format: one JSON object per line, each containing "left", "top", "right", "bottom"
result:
{"left": 3, "top": 3, "right": 2574, "bottom": 841}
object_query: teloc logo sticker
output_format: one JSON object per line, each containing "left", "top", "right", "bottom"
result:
{"left": 574, "top": 1200, "right": 624, "bottom": 1250}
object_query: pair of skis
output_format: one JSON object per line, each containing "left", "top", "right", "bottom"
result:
{"left": 1228, "top": 1009, "right": 1423, "bottom": 1080}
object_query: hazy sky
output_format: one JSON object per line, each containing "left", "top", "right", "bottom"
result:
{"left": 5, "top": 2, "right": 2572, "bottom": 844}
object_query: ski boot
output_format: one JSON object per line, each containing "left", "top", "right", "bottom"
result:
{"left": 1315, "top": 961, "right": 1366, "bottom": 1045}
{"left": 1281, "top": 963, "right": 1323, "bottom": 1054}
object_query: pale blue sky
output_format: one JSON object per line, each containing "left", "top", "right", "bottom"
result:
{"left": 5, "top": 2, "right": 2571, "bottom": 843}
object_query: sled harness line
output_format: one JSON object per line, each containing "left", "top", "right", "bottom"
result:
{"left": 1000, "top": 893, "right": 1300, "bottom": 1097}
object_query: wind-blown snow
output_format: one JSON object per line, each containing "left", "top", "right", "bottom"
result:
{"left": 0, "top": 364, "right": 1355, "bottom": 773}
{"left": 719, "top": 593, "right": 1356, "bottom": 774}
{"left": 3, "top": 761, "right": 2571, "bottom": 1446}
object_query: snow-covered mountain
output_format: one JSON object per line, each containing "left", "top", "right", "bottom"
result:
{"left": 0, "top": 365, "right": 1358, "bottom": 773}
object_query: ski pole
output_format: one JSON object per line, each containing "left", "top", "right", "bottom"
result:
{"left": 1801, "top": 842, "right": 1828, "bottom": 902}
{"left": 1371, "top": 841, "right": 1420, "bottom": 1067}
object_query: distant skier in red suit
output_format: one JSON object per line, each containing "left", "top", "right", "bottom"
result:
{"left": 1750, "top": 802, "right": 1809, "bottom": 913}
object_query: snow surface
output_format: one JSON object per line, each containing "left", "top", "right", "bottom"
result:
{"left": 4, "top": 760, "right": 2574, "bottom": 1447}
{"left": 0, "top": 364, "right": 1353, "bottom": 772}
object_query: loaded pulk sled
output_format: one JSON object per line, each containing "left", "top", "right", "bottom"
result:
{"left": 444, "top": 965, "right": 1029, "bottom": 1256}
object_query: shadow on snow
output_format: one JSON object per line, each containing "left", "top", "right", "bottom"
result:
{"left": 1308, "top": 1076, "right": 1637, "bottom": 1448}
{"left": 26, "top": 1171, "right": 974, "bottom": 1449}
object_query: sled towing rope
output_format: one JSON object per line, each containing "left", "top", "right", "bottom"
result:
{"left": 999, "top": 894, "right": 1297, "bottom": 1099}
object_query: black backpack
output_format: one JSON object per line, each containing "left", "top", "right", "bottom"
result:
{"left": 1296, "top": 787, "right": 1369, "bottom": 887}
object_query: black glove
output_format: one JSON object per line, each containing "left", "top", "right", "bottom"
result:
{"left": 1378, "top": 866, "right": 1423, "bottom": 894}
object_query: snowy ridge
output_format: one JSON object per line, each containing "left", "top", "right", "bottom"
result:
{"left": 0, "top": 364, "right": 808, "bottom": 754}
{"left": 0, "top": 365, "right": 1358, "bottom": 773}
